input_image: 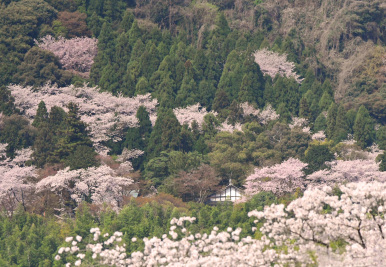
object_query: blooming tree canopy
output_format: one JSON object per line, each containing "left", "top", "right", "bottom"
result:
{"left": 36, "top": 165, "right": 134, "bottom": 209}
{"left": 35, "top": 35, "right": 98, "bottom": 78}
{"left": 57, "top": 182, "right": 386, "bottom": 266}
{"left": 240, "top": 102, "right": 280, "bottom": 124}
{"left": 306, "top": 158, "right": 386, "bottom": 187}
{"left": 173, "top": 103, "right": 217, "bottom": 129}
{"left": 244, "top": 158, "right": 307, "bottom": 197}
{"left": 254, "top": 49, "right": 303, "bottom": 83}
{"left": 0, "top": 146, "right": 36, "bottom": 212}
{"left": 8, "top": 84, "right": 158, "bottom": 154}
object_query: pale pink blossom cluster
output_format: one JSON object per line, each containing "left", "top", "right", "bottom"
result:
{"left": 342, "top": 134, "right": 356, "bottom": 145}
{"left": 59, "top": 183, "right": 386, "bottom": 267}
{"left": 249, "top": 182, "right": 386, "bottom": 266}
{"left": 36, "top": 165, "right": 134, "bottom": 209}
{"left": 289, "top": 116, "right": 308, "bottom": 129}
{"left": 244, "top": 158, "right": 307, "bottom": 197}
{"left": 8, "top": 84, "right": 158, "bottom": 154}
{"left": 218, "top": 119, "right": 243, "bottom": 133}
{"left": 254, "top": 49, "right": 303, "bottom": 83}
{"left": 312, "top": 130, "right": 326, "bottom": 141}
{"left": 0, "top": 147, "right": 36, "bottom": 208}
{"left": 306, "top": 158, "right": 386, "bottom": 188}
{"left": 240, "top": 103, "right": 280, "bottom": 124}
{"left": 57, "top": 217, "right": 308, "bottom": 266}
{"left": 116, "top": 148, "right": 144, "bottom": 163}
{"left": 242, "top": 147, "right": 386, "bottom": 201}
{"left": 35, "top": 35, "right": 98, "bottom": 78}
{"left": 173, "top": 103, "right": 217, "bottom": 129}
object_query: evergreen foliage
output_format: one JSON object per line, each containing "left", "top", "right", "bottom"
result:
{"left": 353, "top": 105, "right": 375, "bottom": 148}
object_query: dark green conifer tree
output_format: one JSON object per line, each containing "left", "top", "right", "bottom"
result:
{"left": 212, "top": 89, "right": 230, "bottom": 112}
{"left": 319, "top": 91, "right": 333, "bottom": 111}
{"left": 147, "top": 108, "right": 181, "bottom": 159}
{"left": 299, "top": 69, "right": 315, "bottom": 95}
{"left": 217, "top": 50, "right": 242, "bottom": 102}
{"left": 120, "top": 9, "right": 134, "bottom": 32}
{"left": 376, "top": 126, "right": 386, "bottom": 150}
{"left": 322, "top": 78, "right": 334, "bottom": 96}
{"left": 128, "top": 20, "right": 142, "bottom": 47}
{"left": 353, "top": 105, "right": 375, "bottom": 148}
{"left": 333, "top": 105, "right": 349, "bottom": 143}
{"left": 239, "top": 52, "right": 265, "bottom": 106}
{"left": 53, "top": 103, "right": 94, "bottom": 162}
{"left": 180, "top": 125, "right": 194, "bottom": 153}
{"left": 193, "top": 49, "right": 208, "bottom": 81}
{"left": 345, "top": 109, "right": 357, "bottom": 134}
{"left": 326, "top": 102, "right": 338, "bottom": 139}
{"left": 238, "top": 73, "right": 255, "bottom": 104}
{"left": 0, "top": 86, "right": 17, "bottom": 115}
{"left": 299, "top": 97, "right": 312, "bottom": 121}
{"left": 227, "top": 100, "right": 243, "bottom": 125}
{"left": 137, "top": 106, "right": 152, "bottom": 144}
{"left": 135, "top": 77, "right": 150, "bottom": 95}
{"left": 32, "top": 123, "right": 55, "bottom": 168}
{"left": 140, "top": 42, "right": 160, "bottom": 80}
{"left": 304, "top": 144, "right": 334, "bottom": 174}
{"left": 115, "top": 32, "right": 131, "bottom": 68}
{"left": 378, "top": 151, "right": 386, "bottom": 172}
{"left": 32, "top": 101, "right": 48, "bottom": 128}
{"left": 176, "top": 62, "right": 197, "bottom": 106}
{"left": 313, "top": 113, "right": 327, "bottom": 132}
{"left": 197, "top": 79, "right": 216, "bottom": 108}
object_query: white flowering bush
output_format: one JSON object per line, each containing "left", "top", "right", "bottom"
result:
{"left": 57, "top": 182, "right": 386, "bottom": 266}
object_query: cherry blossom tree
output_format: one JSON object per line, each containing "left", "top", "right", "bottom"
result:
{"left": 173, "top": 103, "right": 217, "bottom": 129}
{"left": 35, "top": 35, "right": 98, "bottom": 78}
{"left": 306, "top": 158, "right": 386, "bottom": 187}
{"left": 8, "top": 83, "right": 158, "bottom": 154}
{"left": 35, "top": 165, "right": 134, "bottom": 210}
{"left": 249, "top": 181, "right": 386, "bottom": 266}
{"left": 0, "top": 146, "right": 37, "bottom": 214}
{"left": 240, "top": 102, "right": 280, "bottom": 124}
{"left": 56, "top": 217, "right": 302, "bottom": 267}
{"left": 312, "top": 130, "right": 326, "bottom": 141}
{"left": 218, "top": 119, "right": 243, "bottom": 133}
{"left": 254, "top": 49, "right": 303, "bottom": 83}
{"left": 289, "top": 116, "right": 308, "bottom": 129}
{"left": 57, "top": 182, "right": 386, "bottom": 266}
{"left": 244, "top": 158, "right": 308, "bottom": 197}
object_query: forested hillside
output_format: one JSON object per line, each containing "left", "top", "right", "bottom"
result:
{"left": 0, "top": 0, "right": 385, "bottom": 266}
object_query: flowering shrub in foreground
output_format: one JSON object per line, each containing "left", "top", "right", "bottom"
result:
{"left": 57, "top": 182, "right": 386, "bottom": 266}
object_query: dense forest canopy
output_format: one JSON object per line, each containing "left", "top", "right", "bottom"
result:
{"left": 0, "top": 0, "right": 385, "bottom": 265}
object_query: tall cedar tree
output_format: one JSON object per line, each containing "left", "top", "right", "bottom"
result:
{"left": 32, "top": 101, "right": 48, "bottom": 128}
{"left": 147, "top": 108, "right": 181, "bottom": 159}
{"left": 333, "top": 105, "right": 349, "bottom": 143}
{"left": 53, "top": 102, "right": 94, "bottom": 163}
{"left": 0, "top": 86, "right": 17, "bottom": 115}
{"left": 326, "top": 102, "right": 338, "bottom": 139}
{"left": 353, "top": 105, "right": 375, "bottom": 148}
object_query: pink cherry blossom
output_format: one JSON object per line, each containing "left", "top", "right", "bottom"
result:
{"left": 254, "top": 49, "right": 303, "bottom": 83}
{"left": 244, "top": 158, "right": 307, "bottom": 197}
{"left": 35, "top": 35, "right": 98, "bottom": 78}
